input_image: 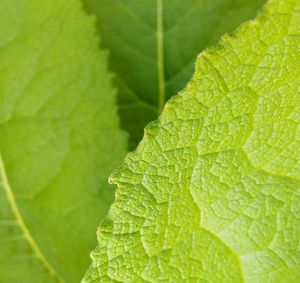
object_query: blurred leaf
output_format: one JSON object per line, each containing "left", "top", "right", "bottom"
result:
{"left": 0, "top": 0, "right": 126, "bottom": 282}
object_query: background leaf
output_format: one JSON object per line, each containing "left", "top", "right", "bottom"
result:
{"left": 84, "top": 0, "right": 300, "bottom": 281}
{"left": 84, "top": 0, "right": 265, "bottom": 148}
{"left": 0, "top": 0, "right": 126, "bottom": 282}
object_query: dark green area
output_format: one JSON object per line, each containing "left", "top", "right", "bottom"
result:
{"left": 84, "top": 0, "right": 265, "bottom": 149}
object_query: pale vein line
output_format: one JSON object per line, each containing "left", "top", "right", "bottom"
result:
{"left": 157, "top": 0, "right": 166, "bottom": 114}
{"left": 0, "top": 155, "right": 64, "bottom": 283}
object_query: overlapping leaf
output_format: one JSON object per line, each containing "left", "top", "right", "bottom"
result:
{"left": 0, "top": 0, "right": 126, "bottom": 282}
{"left": 84, "top": 0, "right": 300, "bottom": 281}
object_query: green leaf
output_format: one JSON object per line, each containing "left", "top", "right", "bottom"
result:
{"left": 0, "top": 0, "right": 126, "bottom": 282}
{"left": 84, "top": 0, "right": 265, "bottom": 148}
{"left": 84, "top": 0, "right": 300, "bottom": 282}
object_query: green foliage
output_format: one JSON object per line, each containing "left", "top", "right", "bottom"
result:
{"left": 0, "top": 0, "right": 126, "bottom": 282}
{"left": 1, "top": 0, "right": 299, "bottom": 282}
{"left": 83, "top": 0, "right": 300, "bottom": 282}
{"left": 84, "top": 0, "right": 265, "bottom": 148}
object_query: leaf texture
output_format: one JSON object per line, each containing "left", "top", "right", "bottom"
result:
{"left": 84, "top": 0, "right": 300, "bottom": 282}
{"left": 0, "top": 0, "right": 126, "bottom": 282}
{"left": 84, "top": 0, "right": 265, "bottom": 148}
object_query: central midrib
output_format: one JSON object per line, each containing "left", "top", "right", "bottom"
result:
{"left": 0, "top": 155, "right": 65, "bottom": 283}
{"left": 157, "top": 0, "right": 166, "bottom": 114}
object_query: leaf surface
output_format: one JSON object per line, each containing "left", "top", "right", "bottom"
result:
{"left": 84, "top": 0, "right": 265, "bottom": 147}
{"left": 84, "top": 0, "right": 300, "bottom": 282}
{"left": 0, "top": 0, "right": 126, "bottom": 282}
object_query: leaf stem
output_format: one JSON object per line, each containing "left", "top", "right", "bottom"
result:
{"left": 157, "top": 0, "right": 166, "bottom": 114}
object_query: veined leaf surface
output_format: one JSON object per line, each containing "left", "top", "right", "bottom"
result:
{"left": 84, "top": 0, "right": 265, "bottom": 147}
{"left": 0, "top": 0, "right": 126, "bottom": 282}
{"left": 84, "top": 0, "right": 300, "bottom": 282}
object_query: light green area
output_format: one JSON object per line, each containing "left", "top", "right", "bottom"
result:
{"left": 84, "top": 0, "right": 300, "bottom": 281}
{"left": 0, "top": 0, "right": 126, "bottom": 282}
{"left": 84, "top": 0, "right": 265, "bottom": 148}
